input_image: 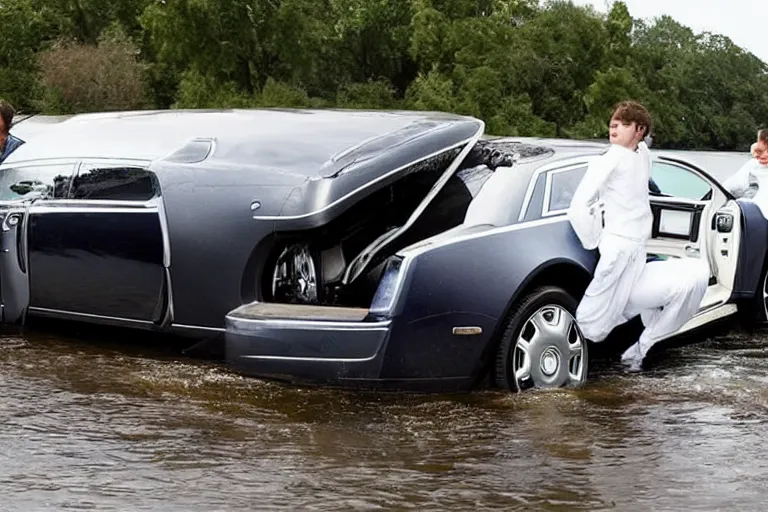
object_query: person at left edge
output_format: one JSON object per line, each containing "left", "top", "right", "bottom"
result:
{"left": 0, "top": 100, "right": 25, "bottom": 165}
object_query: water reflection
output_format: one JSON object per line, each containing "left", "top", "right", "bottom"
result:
{"left": 1, "top": 323, "right": 768, "bottom": 510}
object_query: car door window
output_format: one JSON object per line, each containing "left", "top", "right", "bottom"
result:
{"left": 544, "top": 166, "right": 587, "bottom": 215}
{"left": 520, "top": 172, "right": 547, "bottom": 221}
{"left": 70, "top": 165, "right": 159, "bottom": 201}
{"left": 651, "top": 161, "right": 712, "bottom": 201}
{"left": 0, "top": 163, "right": 74, "bottom": 201}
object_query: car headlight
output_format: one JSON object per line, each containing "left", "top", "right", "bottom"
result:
{"left": 369, "top": 256, "right": 406, "bottom": 315}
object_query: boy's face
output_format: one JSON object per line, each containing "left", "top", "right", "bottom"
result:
{"left": 755, "top": 140, "right": 768, "bottom": 166}
{"left": 609, "top": 117, "right": 644, "bottom": 149}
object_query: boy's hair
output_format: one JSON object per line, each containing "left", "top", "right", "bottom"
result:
{"left": 611, "top": 100, "right": 652, "bottom": 138}
{"left": 759, "top": 128, "right": 768, "bottom": 144}
{"left": 0, "top": 100, "right": 15, "bottom": 134}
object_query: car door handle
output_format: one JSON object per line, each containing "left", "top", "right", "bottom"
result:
{"left": 684, "top": 244, "right": 700, "bottom": 256}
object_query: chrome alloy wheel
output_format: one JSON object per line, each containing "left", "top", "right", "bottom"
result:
{"left": 272, "top": 244, "right": 318, "bottom": 303}
{"left": 512, "top": 305, "right": 586, "bottom": 389}
{"left": 762, "top": 270, "right": 768, "bottom": 321}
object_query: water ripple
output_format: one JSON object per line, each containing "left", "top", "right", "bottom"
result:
{"left": 1, "top": 324, "right": 768, "bottom": 510}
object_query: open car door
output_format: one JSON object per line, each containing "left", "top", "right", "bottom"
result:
{"left": 645, "top": 155, "right": 742, "bottom": 332}
{"left": 0, "top": 202, "right": 30, "bottom": 325}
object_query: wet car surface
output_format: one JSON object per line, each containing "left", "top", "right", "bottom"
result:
{"left": 2, "top": 319, "right": 768, "bottom": 511}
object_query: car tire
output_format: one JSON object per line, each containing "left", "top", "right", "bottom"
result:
{"left": 494, "top": 286, "right": 588, "bottom": 392}
{"left": 736, "top": 262, "right": 768, "bottom": 327}
{"left": 752, "top": 264, "right": 768, "bottom": 323}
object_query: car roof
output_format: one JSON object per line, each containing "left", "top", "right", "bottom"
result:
{"left": 3, "top": 109, "right": 483, "bottom": 177}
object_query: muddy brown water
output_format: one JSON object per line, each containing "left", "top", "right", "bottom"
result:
{"left": 2, "top": 319, "right": 768, "bottom": 511}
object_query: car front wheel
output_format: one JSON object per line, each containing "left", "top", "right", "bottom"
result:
{"left": 494, "top": 286, "right": 588, "bottom": 392}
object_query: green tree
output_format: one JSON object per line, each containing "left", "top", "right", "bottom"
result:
{"left": 38, "top": 24, "right": 150, "bottom": 113}
{"left": 570, "top": 66, "right": 648, "bottom": 139}
{"left": 0, "top": 0, "right": 50, "bottom": 111}
{"left": 513, "top": 0, "right": 609, "bottom": 135}
{"left": 0, "top": 0, "right": 766, "bottom": 150}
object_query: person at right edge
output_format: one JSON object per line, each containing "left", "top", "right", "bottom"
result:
{"left": 567, "top": 101, "right": 710, "bottom": 371}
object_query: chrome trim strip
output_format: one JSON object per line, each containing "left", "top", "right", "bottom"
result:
{"left": 28, "top": 307, "right": 155, "bottom": 326}
{"left": 251, "top": 133, "right": 483, "bottom": 222}
{"left": 29, "top": 206, "right": 159, "bottom": 214}
{"left": 399, "top": 215, "right": 570, "bottom": 259}
{"left": 0, "top": 158, "right": 78, "bottom": 171}
{"left": 20, "top": 205, "right": 30, "bottom": 273}
{"left": 649, "top": 196, "right": 708, "bottom": 206}
{"left": 241, "top": 353, "right": 378, "bottom": 363}
{"left": 542, "top": 167, "right": 555, "bottom": 218}
{"left": 34, "top": 199, "right": 157, "bottom": 208}
{"left": 0, "top": 157, "right": 153, "bottom": 173}
{"left": 155, "top": 197, "right": 172, "bottom": 267}
{"left": 227, "top": 315, "right": 391, "bottom": 331}
{"left": 71, "top": 160, "right": 82, "bottom": 198}
{"left": 160, "top": 266, "right": 175, "bottom": 327}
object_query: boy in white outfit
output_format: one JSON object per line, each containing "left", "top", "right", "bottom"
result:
{"left": 568, "top": 101, "right": 710, "bottom": 370}
{"left": 722, "top": 130, "right": 768, "bottom": 218}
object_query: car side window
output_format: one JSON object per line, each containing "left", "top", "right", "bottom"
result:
{"left": 651, "top": 161, "right": 712, "bottom": 201}
{"left": 545, "top": 165, "right": 587, "bottom": 215}
{"left": 0, "top": 163, "right": 75, "bottom": 201}
{"left": 521, "top": 172, "right": 546, "bottom": 221}
{"left": 71, "top": 165, "right": 158, "bottom": 201}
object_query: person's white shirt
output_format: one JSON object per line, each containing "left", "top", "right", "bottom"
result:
{"left": 722, "top": 158, "right": 768, "bottom": 219}
{"left": 567, "top": 141, "right": 653, "bottom": 249}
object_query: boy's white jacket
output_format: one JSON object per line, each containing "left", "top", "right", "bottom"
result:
{"left": 567, "top": 141, "right": 652, "bottom": 250}
{"left": 722, "top": 156, "right": 768, "bottom": 223}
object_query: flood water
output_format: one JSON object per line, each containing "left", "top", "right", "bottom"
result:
{"left": 2, "top": 319, "right": 768, "bottom": 511}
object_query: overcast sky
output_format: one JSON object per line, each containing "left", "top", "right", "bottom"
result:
{"left": 572, "top": 0, "right": 767, "bottom": 64}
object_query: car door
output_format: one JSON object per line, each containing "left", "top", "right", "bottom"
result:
{"left": 528, "top": 154, "right": 741, "bottom": 314}
{"left": 26, "top": 161, "right": 171, "bottom": 326}
{"left": 0, "top": 161, "right": 76, "bottom": 324}
{"left": 646, "top": 156, "right": 741, "bottom": 315}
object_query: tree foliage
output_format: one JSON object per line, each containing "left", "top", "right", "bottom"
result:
{"left": 2, "top": 0, "right": 766, "bottom": 150}
{"left": 38, "top": 24, "right": 149, "bottom": 114}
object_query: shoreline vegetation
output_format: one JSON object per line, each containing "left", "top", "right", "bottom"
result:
{"left": 2, "top": 0, "right": 765, "bottom": 151}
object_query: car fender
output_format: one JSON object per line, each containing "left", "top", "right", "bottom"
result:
{"left": 377, "top": 216, "right": 596, "bottom": 380}
{"left": 733, "top": 200, "right": 768, "bottom": 299}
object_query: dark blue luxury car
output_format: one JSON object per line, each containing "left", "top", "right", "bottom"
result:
{"left": 2, "top": 109, "right": 766, "bottom": 393}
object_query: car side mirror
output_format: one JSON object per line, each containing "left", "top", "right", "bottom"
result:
{"left": 715, "top": 212, "right": 734, "bottom": 233}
